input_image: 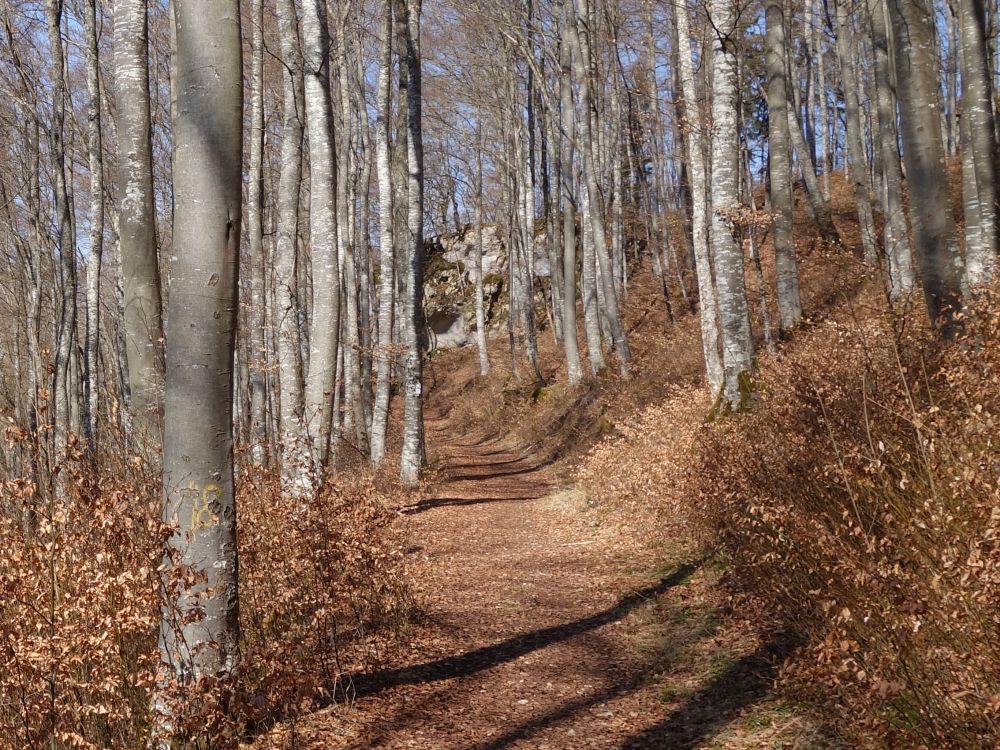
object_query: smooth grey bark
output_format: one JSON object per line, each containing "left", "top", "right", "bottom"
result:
{"left": 301, "top": 0, "right": 341, "bottom": 472}
{"left": 45, "top": 0, "right": 78, "bottom": 452}
{"left": 674, "top": 0, "right": 723, "bottom": 396}
{"left": 399, "top": 0, "right": 426, "bottom": 486}
{"left": 337, "top": 27, "right": 368, "bottom": 451}
{"left": 83, "top": 0, "right": 104, "bottom": 451}
{"left": 351, "top": 11, "right": 375, "bottom": 439}
{"left": 833, "top": 0, "right": 879, "bottom": 264}
{"left": 765, "top": 0, "right": 802, "bottom": 333}
{"left": 707, "top": 0, "right": 754, "bottom": 409}
{"left": 580, "top": 178, "right": 606, "bottom": 375}
{"left": 514, "top": 109, "right": 544, "bottom": 383}
{"left": 743, "top": 148, "right": 775, "bottom": 352}
{"left": 248, "top": 0, "right": 268, "bottom": 464}
{"left": 475, "top": 133, "right": 491, "bottom": 377}
{"left": 115, "top": 0, "right": 165, "bottom": 448}
{"left": 275, "top": 0, "right": 312, "bottom": 496}
{"left": 370, "top": 0, "right": 395, "bottom": 467}
{"left": 558, "top": 20, "right": 584, "bottom": 385}
{"left": 958, "top": 0, "right": 998, "bottom": 287}
{"left": 868, "top": 0, "right": 915, "bottom": 297}
{"left": 888, "top": 0, "right": 965, "bottom": 333}
{"left": 159, "top": 0, "right": 242, "bottom": 712}
{"left": 541, "top": 76, "right": 566, "bottom": 344}
{"left": 814, "top": 0, "right": 832, "bottom": 200}
{"left": 567, "top": 0, "right": 630, "bottom": 376}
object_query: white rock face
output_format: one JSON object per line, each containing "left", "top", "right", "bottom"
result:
{"left": 422, "top": 225, "right": 507, "bottom": 353}
{"left": 422, "top": 224, "right": 550, "bottom": 352}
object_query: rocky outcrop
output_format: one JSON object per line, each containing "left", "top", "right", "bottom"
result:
{"left": 422, "top": 223, "right": 552, "bottom": 352}
{"left": 422, "top": 225, "right": 505, "bottom": 352}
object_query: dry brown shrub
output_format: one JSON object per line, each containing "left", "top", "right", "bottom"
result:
{"left": 691, "top": 292, "right": 1000, "bottom": 748}
{"left": 574, "top": 283, "right": 1000, "bottom": 748}
{"left": 575, "top": 384, "right": 707, "bottom": 543}
{"left": 0, "top": 433, "right": 410, "bottom": 749}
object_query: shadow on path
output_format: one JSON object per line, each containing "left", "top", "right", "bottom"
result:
{"left": 620, "top": 631, "right": 800, "bottom": 749}
{"left": 467, "top": 630, "right": 798, "bottom": 750}
{"left": 345, "top": 563, "right": 700, "bottom": 700}
{"left": 399, "top": 494, "right": 547, "bottom": 515}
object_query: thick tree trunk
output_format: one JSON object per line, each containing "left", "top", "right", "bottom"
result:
{"left": 302, "top": 0, "right": 342, "bottom": 472}
{"left": 567, "top": 0, "right": 630, "bottom": 377}
{"left": 888, "top": 0, "right": 965, "bottom": 334}
{"left": 558, "top": 20, "right": 584, "bottom": 385}
{"left": 674, "top": 0, "right": 724, "bottom": 396}
{"left": 707, "top": 0, "right": 754, "bottom": 409}
{"left": 765, "top": 0, "right": 802, "bottom": 333}
{"left": 158, "top": 0, "right": 243, "bottom": 721}
{"left": 115, "top": 0, "right": 165, "bottom": 449}
{"left": 337, "top": 28, "right": 369, "bottom": 452}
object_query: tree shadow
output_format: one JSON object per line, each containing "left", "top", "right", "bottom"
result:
{"left": 399, "top": 493, "right": 546, "bottom": 515}
{"left": 619, "top": 630, "right": 800, "bottom": 749}
{"left": 443, "top": 456, "right": 536, "bottom": 471}
{"left": 466, "top": 630, "right": 798, "bottom": 750}
{"left": 442, "top": 459, "right": 555, "bottom": 483}
{"left": 343, "top": 562, "right": 700, "bottom": 701}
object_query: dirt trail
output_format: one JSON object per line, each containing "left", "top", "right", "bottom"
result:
{"left": 260, "top": 411, "right": 812, "bottom": 749}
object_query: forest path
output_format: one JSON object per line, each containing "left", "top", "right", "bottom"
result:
{"left": 259, "top": 409, "right": 812, "bottom": 748}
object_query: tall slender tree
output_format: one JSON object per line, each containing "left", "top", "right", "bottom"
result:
{"left": 301, "top": 0, "right": 342, "bottom": 472}
{"left": 399, "top": 0, "right": 426, "bottom": 486}
{"left": 116, "top": 0, "right": 166, "bottom": 448}
{"left": 708, "top": 0, "right": 754, "bottom": 408}
{"left": 765, "top": 0, "right": 802, "bottom": 333}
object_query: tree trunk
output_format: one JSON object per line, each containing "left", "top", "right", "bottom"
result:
{"left": 115, "top": 0, "right": 165, "bottom": 449}
{"left": 248, "top": 0, "right": 268, "bottom": 464}
{"left": 83, "top": 0, "right": 104, "bottom": 452}
{"left": 765, "top": 0, "right": 802, "bottom": 333}
{"left": 888, "top": 0, "right": 965, "bottom": 334}
{"left": 371, "top": 0, "right": 395, "bottom": 467}
{"left": 958, "top": 0, "right": 999, "bottom": 287}
{"left": 274, "top": 0, "right": 311, "bottom": 496}
{"left": 567, "top": 0, "right": 630, "bottom": 377}
{"left": 868, "top": 0, "right": 916, "bottom": 297}
{"left": 708, "top": 0, "right": 754, "bottom": 409}
{"left": 475, "top": 131, "right": 492, "bottom": 377}
{"left": 399, "top": 0, "right": 426, "bottom": 487}
{"left": 833, "top": 0, "right": 878, "bottom": 263}
{"left": 158, "top": 0, "right": 242, "bottom": 721}
{"left": 302, "top": 0, "right": 342, "bottom": 472}
{"left": 559, "top": 18, "right": 584, "bottom": 385}
{"left": 674, "top": 0, "right": 724, "bottom": 396}
{"left": 45, "top": 0, "right": 79, "bottom": 455}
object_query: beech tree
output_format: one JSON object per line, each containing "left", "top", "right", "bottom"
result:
{"left": 116, "top": 0, "right": 165, "bottom": 448}
{"left": 889, "top": 0, "right": 965, "bottom": 332}
{"left": 707, "top": 0, "right": 754, "bottom": 408}
{"left": 158, "top": 0, "right": 243, "bottom": 721}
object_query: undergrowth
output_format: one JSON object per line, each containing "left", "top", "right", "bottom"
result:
{"left": 577, "top": 288, "right": 1000, "bottom": 748}
{"left": 0, "top": 436, "right": 410, "bottom": 749}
